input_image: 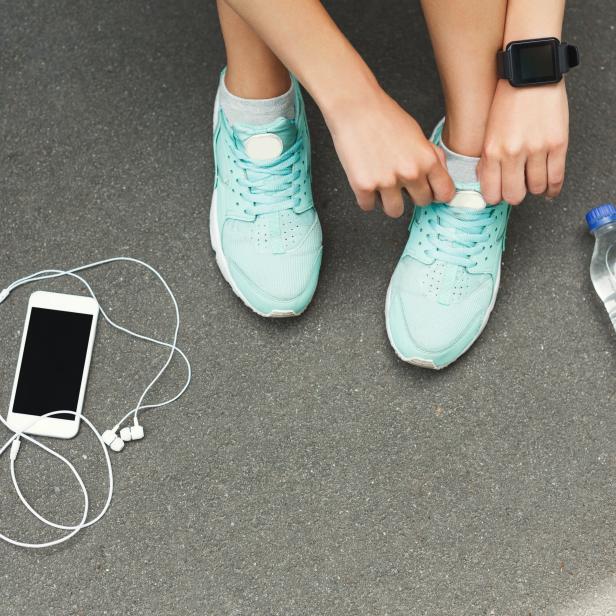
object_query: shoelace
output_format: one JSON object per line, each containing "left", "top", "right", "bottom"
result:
{"left": 230, "top": 135, "right": 303, "bottom": 217}
{"left": 424, "top": 204, "right": 498, "bottom": 268}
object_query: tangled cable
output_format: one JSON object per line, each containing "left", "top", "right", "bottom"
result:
{"left": 0, "top": 257, "right": 191, "bottom": 548}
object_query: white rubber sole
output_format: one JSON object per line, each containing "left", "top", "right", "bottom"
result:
{"left": 384, "top": 264, "right": 501, "bottom": 370}
{"left": 209, "top": 190, "right": 299, "bottom": 318}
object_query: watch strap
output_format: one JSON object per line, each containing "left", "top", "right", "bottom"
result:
{"left": 558, "top": 42, "right": 580, "bottom": 74}
{"left": 496, "top": 49, "right": 512, "bottom": 80}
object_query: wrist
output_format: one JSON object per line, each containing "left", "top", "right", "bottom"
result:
{"left": 496, "top": 78, "right": 564, "bottom": 95}
{"left": 502, "top": 29, "right": 563, "bottom": 49}
{"left": 314, "top": 60, "right": 382, "bottom": 125}
{"left": 502, "top": 0, "right": 564, "bottom": 48}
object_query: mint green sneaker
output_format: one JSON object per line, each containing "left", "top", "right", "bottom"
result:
{"left": 385, "top": 121, "right": 511, "bottom": 369}
{"left": 210, "top": 78, "right": 322, "bottom": 317}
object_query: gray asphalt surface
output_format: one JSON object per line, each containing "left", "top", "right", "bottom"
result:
{"left": 1, "top": 1, "right": 615, "bottom": 614}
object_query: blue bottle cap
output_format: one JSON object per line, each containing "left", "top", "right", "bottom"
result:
{"left": 586, "top": 204, "right": 616, "bottom": 232}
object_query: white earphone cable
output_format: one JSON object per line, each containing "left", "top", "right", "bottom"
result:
{"left": 0, "top": 257, "right": 191, "bottom": 548}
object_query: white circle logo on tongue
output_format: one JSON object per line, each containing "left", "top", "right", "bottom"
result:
{"left": 448, "top": 190, "right": 486, "bottom": 211}
{"left": 244, "top": 133, "right": 284, "bottom": 161}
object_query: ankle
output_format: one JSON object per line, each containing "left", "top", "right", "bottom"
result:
{"left": 218, "top": 70, "right": 295, "bottom": 127}
{"left": 224, "top": 65, "right": 291, "bottom": 100}
{"left": 442, "top": 116, "right": 487, "bottom": 158}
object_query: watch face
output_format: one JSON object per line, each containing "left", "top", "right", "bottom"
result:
{"left": 511, "top": 39, "right": 559, "bottom": 85}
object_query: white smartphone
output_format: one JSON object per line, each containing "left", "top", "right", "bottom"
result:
{"left": 6, "top": 291, "right": 99, "bottom": 439}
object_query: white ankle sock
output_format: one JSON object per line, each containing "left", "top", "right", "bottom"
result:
{"left": 217, "top": 74, "right": 295, "bottom": 127}
{"left": 439, "top": 138, "right": 479, "bottom": 186}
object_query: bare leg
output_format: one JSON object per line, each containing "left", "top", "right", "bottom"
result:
{"left": 420, "top": 0, "right": 507, "bottom": 157}
{"left": 216, "top": 0, "right": 290, "bottom": 99}
{"left": 216, "top": 0, "right": 455, "bottom": 213}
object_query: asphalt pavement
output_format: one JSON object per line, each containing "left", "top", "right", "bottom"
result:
{"left": 1, "top": 1, "right": 615, "bottom": 614}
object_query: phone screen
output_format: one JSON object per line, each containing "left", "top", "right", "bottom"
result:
{"left": 13, "top": 307, "right": 94, "bottom": 420}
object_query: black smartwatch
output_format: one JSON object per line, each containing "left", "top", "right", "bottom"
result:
{"left": 497, "top": 37, "right": 579, "bottom": 87}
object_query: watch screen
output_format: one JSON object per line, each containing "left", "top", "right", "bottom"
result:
{"left": 515, "top": 42, "right": 557, "bottom": 83}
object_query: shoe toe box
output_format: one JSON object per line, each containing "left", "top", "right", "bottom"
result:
{"left": 222, "top": 214, "right": 323, "bottom": 315}
{"left": 228, "top": 248, "right": 322, "bottom": 314}
{"left": 386, "top": 258, "right": 495, "bottom": 368}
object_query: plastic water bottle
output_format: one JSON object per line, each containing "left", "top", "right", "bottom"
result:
{"left": 586, "top": 203, "right": 616, "bottom": 329}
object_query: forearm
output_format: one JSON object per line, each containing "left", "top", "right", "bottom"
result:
{"left": 219, "top": 0, "right": 379, "bottom": 119}
{"left": 479, "top": 0, "right": 569, "bottom": 204}
{"left": 218, "top": 0, "right": 455, "bottom": 214}
{"left": 503, "top": 0, "right": 565, "bottom": 44}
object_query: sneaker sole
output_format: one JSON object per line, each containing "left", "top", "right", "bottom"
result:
{"left": 209, "top": 189, "right": 302, "bottom": 318}
{"left": 384, "top": 264, "right": 501, "bottom": 370}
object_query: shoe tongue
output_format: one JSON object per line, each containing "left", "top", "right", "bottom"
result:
{"left": 441, "top": 188, "right": 490, "bottom": 244}
{"left": 233, "top": 117, "right": 297, "bottom": 161}
{"left": 436, "top": 186, "right": 491, "bottom": 296}
{"left": 447, "top": 188, "right": 486, "bottom": 211}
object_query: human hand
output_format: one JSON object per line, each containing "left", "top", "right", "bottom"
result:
{"left": 324, "top": 88, "right": 455, "bottom": 218}
{"left": 478, "top": 79, "right": 569, "bottom": 205}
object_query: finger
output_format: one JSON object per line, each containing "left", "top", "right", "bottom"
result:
{"left": 427, "top": 155, "right": 455, "bottom": 203}
{"left": 404, "top": 179, "right": 433, "bottom": 207}
{"left": 546, "top": 149, "right": 566, "bottom": 198}
{"left": 525, "top": 152, "right": 548, "bottom": 196}
{"left": 434, "top": 143, "right": 447, "bottom": 168}
{"left": 501, "top": 156, "right": 526, "bottom": 205}
{"left": 354, "top": 187, "right": 376, "bottom": 212}
{"left": 478, "top": 155, "right": 502, "bottom": 205}
{"left": 379, "top": 186, "right": 405, "bottom": 218}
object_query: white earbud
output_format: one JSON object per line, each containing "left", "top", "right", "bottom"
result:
{"left": 130, "top": 424, "right": 144, "bottom": 440}
{"left": 102, "top": 429, "right": 124, "bottom": 452}
{"left": 102, "top": 429, "right": 117, "bottom": 446}
{"left": 109, "top": 437, "right": 125, "bottom": 452}
{"left": 116, "top": 423, "right": 144, "bottom": 445}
